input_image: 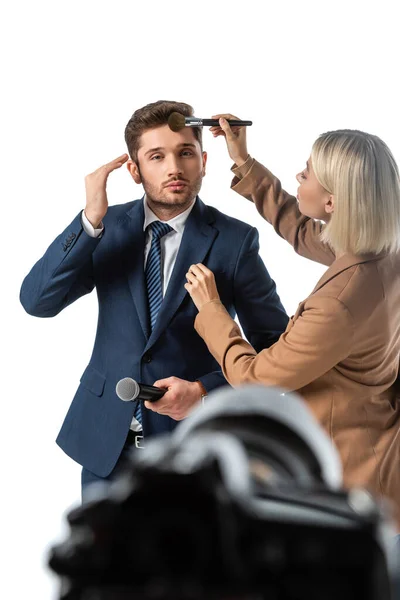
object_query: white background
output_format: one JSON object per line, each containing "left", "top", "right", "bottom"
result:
{"left": 1, "top": 0, "right": 399, "bottom": 597}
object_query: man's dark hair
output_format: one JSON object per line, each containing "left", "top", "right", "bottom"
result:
{"left": 124, "top": 100, "right": 203, "bottom": 162}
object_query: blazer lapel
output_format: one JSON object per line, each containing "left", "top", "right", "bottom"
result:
{"left": 117, "top": 199, "right": 150, "bottom": 339}
{"left": 145, "top": 198, "right": 218, "bottom": 351}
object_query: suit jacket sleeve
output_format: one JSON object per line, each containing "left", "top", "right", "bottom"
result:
{"left": 231, "top": 158, "right": 336, "bottom": 266}
{"left": 194, "top": 296, "right": 353, "bottom": 391}
{"left": 197, "top": 225, "right": 288, "bottom": 394}
{"left": 20, "top": 212, "right": 101, "bottom": 317}
{"left": 232, "top": 226, "right": 288, "bottom": 350}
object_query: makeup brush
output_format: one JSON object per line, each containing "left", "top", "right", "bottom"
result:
{"left": 168, "top": 112, "right": 252, "bottom": 132}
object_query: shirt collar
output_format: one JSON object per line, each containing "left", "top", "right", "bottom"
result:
{"left": 143, "top": 194, "right": 197, "bottom": 234}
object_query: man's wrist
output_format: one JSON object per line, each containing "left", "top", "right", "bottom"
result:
{"left": 81, "top": 210, "right": 104, "bottom": 238}
{"left": 84, "top": 209, "right": 103, "bottom": 229}
{"left": 195, "top": 380, "right": 208, "bottom": 404}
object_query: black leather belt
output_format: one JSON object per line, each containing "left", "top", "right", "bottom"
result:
{"left": 126, "top": 429, "right": 145, "bottom": 449}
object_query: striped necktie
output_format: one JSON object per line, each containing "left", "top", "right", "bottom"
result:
{"left": 134, "top": 220, "right": 172, "bottom": 426}
{"left": 145, "top": 220, "right": 173, "bottom": 331}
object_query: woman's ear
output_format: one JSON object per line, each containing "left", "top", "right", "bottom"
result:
{"left": 127, "top": 159, "right": 142, "bottom": 184}
{"left": 324, "top": 194, "right": 335, "bottom": 215}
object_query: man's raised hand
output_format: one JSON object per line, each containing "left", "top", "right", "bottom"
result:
{"left": 84, "top": 153, "right": 129, "bottom": 228}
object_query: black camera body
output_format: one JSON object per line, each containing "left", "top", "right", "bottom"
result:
{"left": 49, "top": 386, "right": 399, "bottom": 600}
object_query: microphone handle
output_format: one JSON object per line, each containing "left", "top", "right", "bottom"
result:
{"left": 201, "top": 119, "right": 252, "bottom": 127}
{"left": 138, "top": 383, "right": 166, "bottom": 402}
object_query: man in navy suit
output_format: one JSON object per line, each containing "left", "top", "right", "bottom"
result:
{"left": 20, "top": 100, "right": 288, "bottom": 494}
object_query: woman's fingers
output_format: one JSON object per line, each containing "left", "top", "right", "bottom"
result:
{"left": 208, "top": 114, "right": 248, "bottom": 164}
{"left": 186, "top": 263, "right": 213, "bottom": 279}
{"left": 185, "top": 264, "right": 219, "bottom": 310}
{"left": 194, "top": 263, "right": 213, "bottom": 276}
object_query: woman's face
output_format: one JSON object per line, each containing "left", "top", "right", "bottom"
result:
{"left": 296, "top": 157, "right": 334, "bottom": 221}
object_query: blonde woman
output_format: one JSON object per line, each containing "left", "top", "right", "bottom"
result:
{"left": 184, "top": 116, "right": 400, "bottom": 530}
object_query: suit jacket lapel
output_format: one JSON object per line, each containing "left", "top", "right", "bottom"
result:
{"left": 117, "top": 199, "right": 150, "bottom": 339}
{"left": 145, "top": 198, "right": 218, "bottom": 351}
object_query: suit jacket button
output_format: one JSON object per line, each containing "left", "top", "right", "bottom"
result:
{"left": 143, "top": 352, "right": 152, "bottom": 363}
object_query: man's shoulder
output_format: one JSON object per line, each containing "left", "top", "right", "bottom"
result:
{"left": 201, "top": 200, "right": 255, "bottom": 235}
{"left": 103, "top": 199, "right": 142, "bottom": 223}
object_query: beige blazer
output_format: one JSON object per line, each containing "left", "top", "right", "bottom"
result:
{"left": 195, "top": 157, "right": 400, "bottom": 526}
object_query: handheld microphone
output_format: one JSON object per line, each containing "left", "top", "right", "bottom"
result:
{"left": 116, "top": 378, "right": 166, "bottom": 403}
{"left": 168, "top": 112, "right": 252, "bottom": 132}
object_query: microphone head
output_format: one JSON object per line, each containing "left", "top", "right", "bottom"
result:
{"left": 168, "top": 111, "right": 186, "bottom": 132}
{"left": 116, "top": 377, "right": 140, "bottom": 402}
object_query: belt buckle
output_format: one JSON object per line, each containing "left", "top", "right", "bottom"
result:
{"left": 135, "top": 435, "right": 145, "bottom": 449}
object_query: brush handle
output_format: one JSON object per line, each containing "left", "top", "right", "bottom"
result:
{"left": 199, "top": 119, "right": 252, "bottom": 127}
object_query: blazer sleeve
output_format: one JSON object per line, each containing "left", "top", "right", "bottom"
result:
{"left": 197, "top": 226, "right": 289, "bottom": 393}
{"left": 231, "top": 158, "right": 336, "bottom": 267}
{"left": 20, "top": 212, "right": 101, "bottom": 317}
{"left": 233, "top": 226, "right": 289, "bottom": 350}
{"left": 194, "top": 296, "right": 354, "bottom": 391}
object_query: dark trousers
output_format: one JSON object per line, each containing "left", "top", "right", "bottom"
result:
{"left": 81, "top": 430, "right": 143, "bottom": 502}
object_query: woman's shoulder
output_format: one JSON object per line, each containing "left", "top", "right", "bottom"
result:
{"left": 309, "top": 253, "right": 398, "bottom": 323}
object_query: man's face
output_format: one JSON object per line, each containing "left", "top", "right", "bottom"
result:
{"left": 127, "top": 124, "right": 207, "bottom": 216}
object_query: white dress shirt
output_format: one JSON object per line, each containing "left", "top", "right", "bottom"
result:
{"left": 81, "top": 196, "right": 196, "bottom": 431}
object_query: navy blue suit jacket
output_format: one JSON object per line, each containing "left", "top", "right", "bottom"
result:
{"left": 20, "top": 197, "right": 288, "bottom": 476}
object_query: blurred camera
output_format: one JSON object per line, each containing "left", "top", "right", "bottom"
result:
{"left": 48, "top": 385, "right": 399, "bottom": 600}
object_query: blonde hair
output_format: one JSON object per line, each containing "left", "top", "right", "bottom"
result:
{"left": 311, "top": 129, "right": 400, "bottom": 255}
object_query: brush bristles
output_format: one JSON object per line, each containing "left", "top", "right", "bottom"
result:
{"left": 168, "top": 111, "right": 186, "bottom": 132}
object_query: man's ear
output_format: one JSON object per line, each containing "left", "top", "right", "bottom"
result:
{"left": 324, "top": 194, "right": 335, "bottom": 215}
{"left": 202, "top": 151, "right": 207, "bottom": 177}
{"left": 127, "top": 159, "right": 142, "bottom": 184}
